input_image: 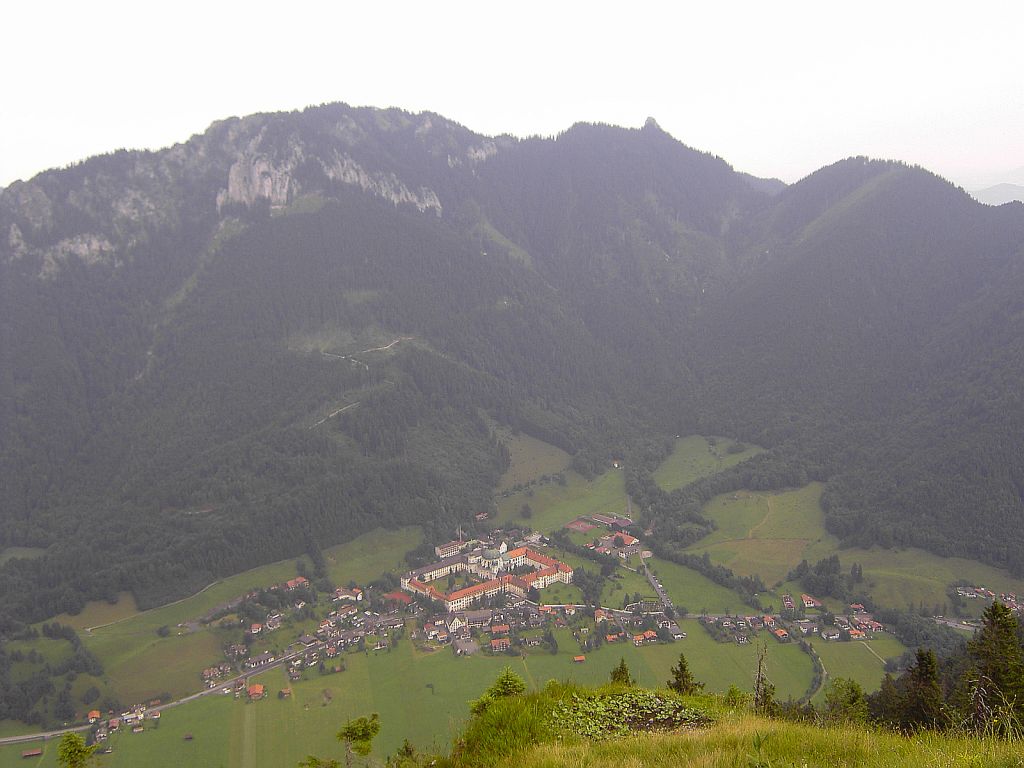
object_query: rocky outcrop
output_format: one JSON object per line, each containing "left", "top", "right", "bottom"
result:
{"left": 320, "top": 152, "right": 442, "bottom": 216}
{"left": 7, "top": 222, "right": 27, "bottom": 260}
{"left": 38, "top": 233, "right": 118, "bottom": 278}
{"left": 218, "top": 152, "right": 296, "bottom": 209}
{"left": 217, "top": 146, "right": 444, "bottom": 217}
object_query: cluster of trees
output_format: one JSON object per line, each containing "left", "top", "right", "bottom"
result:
{"left": 0, "top": 622, "right": 103, "bottom": 725}
{"left": 787, "top": 555, "right": 865, "bottom": 602}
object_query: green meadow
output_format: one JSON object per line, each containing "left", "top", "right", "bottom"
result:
{"left": 0, "top": 618, "right": 815, "bottom": 768}
{"left": 679, "top": 479, "right": 1024, "bottom": 613}
{"left": 507, "top": 711, "right": 1024, "bottom": 768}
{"left": 644, "top": 557, "right": 752, "bottom": 615}
{"left": 651, "top": 435, "right": 763, "bottom": 492}
{"left": 496, "top": 431, "right": 572, "bottom": 491}
{"left": 686, "top": 484, "right": 829, "bottom": 585}
{"left": 811, "top": 634, "right": 907, "bottom": 705}
{"left": 600, "top": 567, "right": 656, "bottom": 608}
{"left": 495, "top": 467, "right": 629, "bottom": 533}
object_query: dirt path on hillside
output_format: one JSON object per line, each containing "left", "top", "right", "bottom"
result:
{"left": 320, "top": 336, "right": 414, "bottom": 369}
{"left": 860, "top": 641, "right": 887, "bottom": 664}
{"left": 357, "top": 336, "right": 414, "bottom": 354}
{"left": 746, "top": 495, "right": 773, "bottom": 539}
{"left": 310, "top": 401, "right": 359, "bottom": 429}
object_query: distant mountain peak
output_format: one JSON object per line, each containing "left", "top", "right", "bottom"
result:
{"left": 972, "top": 183, "right": 1024, "bottom": 206}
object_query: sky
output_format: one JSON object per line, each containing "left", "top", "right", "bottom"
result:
{"left": 2, "top": 1, "right": 1022, "bottom": 190}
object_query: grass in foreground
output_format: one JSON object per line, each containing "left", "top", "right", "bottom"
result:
{"left": 449, "top": 676, "right": 1024, "bottom": 768}
{"left": 506, "top": 712, "right": 1024, "bottom": 768}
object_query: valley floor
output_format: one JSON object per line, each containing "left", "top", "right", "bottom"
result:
{"left": 4, "top": 434, "right": 1023, "bottom": 766}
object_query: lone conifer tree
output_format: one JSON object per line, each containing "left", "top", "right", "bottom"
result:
{"left": 610, "top": 657, "right": 634, "bottom": 686}
{"left": 968, "top": 601, "right": 1024, "bottom": 716}
{"left": 667, "top": 652, "right": 704, "bottom": 695}
{"left": 902, "top": 648, "right": 943, "bottom": 730}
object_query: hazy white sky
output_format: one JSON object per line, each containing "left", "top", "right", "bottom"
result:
{"left": 2, "top": 1, "right": 1022, "bottom": 189}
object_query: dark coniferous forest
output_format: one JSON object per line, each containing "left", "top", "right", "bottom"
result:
{"left": 2, "top": 104, "right": 1024, "bottom": 631}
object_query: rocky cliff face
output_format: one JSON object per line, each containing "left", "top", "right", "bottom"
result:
{"left": 0, "top": 103, "right": 499, "bottom": 277}
{"left": 215, "top": 146, "right": 444, "bottom": 215}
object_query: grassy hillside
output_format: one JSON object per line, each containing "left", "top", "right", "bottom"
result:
{"left": 495, "top": 466, "right": 628, "bottom": 531}
{"left": 685, "top": 484, "right": 827, "bottom": 585}
{"left": 446, "top": 680, "right": 1023, "bottom": 768}
{"left": 501, "top": 712, "right": 1024, "bottom": 768}
{"left": 688, "top": 482, "right": 1024, "bottom": 613}
{"left": 652, "top": 435, "right": 762, "bottom": 492}
{"left": 496, "top": 432, "right": 572, "bottom": 491}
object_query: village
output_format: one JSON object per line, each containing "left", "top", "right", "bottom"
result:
{"left": 68, "top": 511, "right": 694, "bottom": 747}
{"left": 702, "top": 593, "right": 887, "bottom": 646}
{"left": 953, "top": 584, "right": 1022, "bottom": 612}
{"left": 67, "top": 510, "right": 912, "bottom": 751}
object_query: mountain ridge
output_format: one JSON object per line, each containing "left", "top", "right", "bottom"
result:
{"left": 1, "top": 101, "right": 1023, "bottom": 627}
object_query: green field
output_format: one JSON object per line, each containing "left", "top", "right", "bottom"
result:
{"left": 495, "top": 467, "right": 628, "bottom": 533}
{"left": 811, "top": 634, "right": 907, "bottom": 704}
{"left": 687, "top": 484, "right": 830, "bottom": 585}
{"left": 830, "top": 547, "right": 1024, "bottom": 614}
{"left": 323, "top": 527, "right": 422, "bottom": 587}
{"left": 0, "top": 618, "right": 814, "bottom": 768}
{"left": 685, "top": 483, "right": 1024, "bottom": 614}
{"left": 600, "top": 567, "right": 656, "bottom": 608}
{"left": 55, "top": 593, "right": 141, "bottom": 632}
{"left": 496, "top": 431, "right": 572, "bottom": 491}
{"left": 652, "top": 435, "right": 763, "bottom": 492}
{"left": 644, "top": 557, "right": 752, "bottom": 615}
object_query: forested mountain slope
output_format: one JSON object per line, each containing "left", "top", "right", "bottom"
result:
{"left": 1, "top": 103, "right": 1023, "bottom": 626}
{"left": 688, "top": 160, "right": 1024, "bottom": 566}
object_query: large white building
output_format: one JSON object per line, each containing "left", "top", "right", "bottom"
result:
{"left": 401, "top": 546, "right": 573, "bottom": 613}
